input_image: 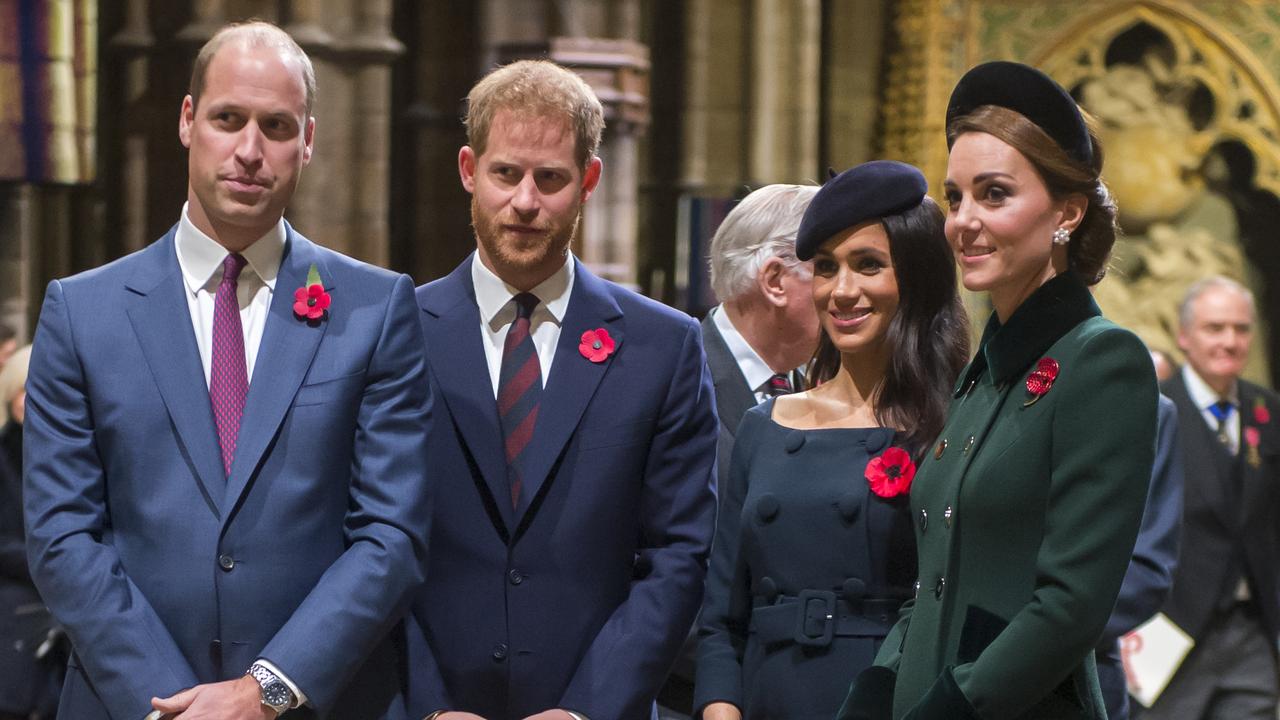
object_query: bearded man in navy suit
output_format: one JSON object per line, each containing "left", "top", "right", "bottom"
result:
{"left": 24, "top": 22, "right": 432, "bottom": 719}
{"left": 407, "top": 60, "right": 718, "bottom": 720}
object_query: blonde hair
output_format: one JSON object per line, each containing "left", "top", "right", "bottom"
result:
{"left": 465, "top": 60, "right": 604, "bottom": 169}
{"left": 0, "top": 344, "right": 31, "bottom": 427}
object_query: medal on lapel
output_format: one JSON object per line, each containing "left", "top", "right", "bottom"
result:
{"left": 1245, "top": 426, "right": 1262, "bottom": 469}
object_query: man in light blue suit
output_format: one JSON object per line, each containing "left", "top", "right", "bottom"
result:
{"left": 23, "top": 21, "right": 431, "bottom": 720}
{"left": 407, "top": 61, "right": 718, "bottom": 720}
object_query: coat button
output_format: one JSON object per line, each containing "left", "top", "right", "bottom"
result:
{"left": 934, "top": 439, "right": 948, "bottom": 459}
{"left": 842, "top": 577, "right": 867, "bottom": 600}
{"left": 757, "top": 576, "right": 779, "bottom": 602}
{"left": 755, "top": 494, "right": 780, "bottom": 522}
{"left": 963, "top": 435, "right": 975, "bottom": 454}
{"left": 784, "top": 431, "right": 806, "bottom": 453}
{"left": 492, "top": 643, "right": 508, "bottom": 661}
{"left": 508, "top": 569, "right": 524, "bottom": 585}
{"left": 934, "top": 576, "right": 946, "bottom": 599}
{"left": 913, "top": 580, "right": 921, "bottom": 598}
{"left": 865, "top": 430, "right": 891, "bottom": 455}
{"left": 837, "top": 493, "right": 860, "bottom": 522}
{"left": 218, "top": 554, "right": 235, "bottom": 571}
{"left": 944, "top": 505, "right": 954, "bottom": 528}
{"left": 919, "top": 509, "right": 928, "bottom": 532}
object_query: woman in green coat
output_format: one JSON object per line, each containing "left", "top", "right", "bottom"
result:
{"left": 840, "top": 61, "right": 1159, "bottom": 720}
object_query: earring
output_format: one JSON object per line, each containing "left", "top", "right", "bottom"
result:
{"left": 1052, "top": 227, "right": 1071, "bottom": 245}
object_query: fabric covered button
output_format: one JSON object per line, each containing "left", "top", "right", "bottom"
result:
{"left": 864, "top": 429, "right": 891, "bottom": 455}
{"left": 784, "top": 431, "right": 806, "bottom": 453}
{"left": 757, "top": 576, "right": 779, "bottom": 602}
{"left": 755, "top": 493, "right": 780, "bottom": 522}
{"left": 836, "top": 493, "right": 860, "bottom": 521}
{"left": 841, "top": 577, "right": 868, "bottom": 600}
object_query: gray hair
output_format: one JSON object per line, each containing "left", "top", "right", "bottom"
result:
{"left": 1178, "top": 275, "right": 1255, "bottom": 329}
{"left": 709, "top": 184, "right": 819, "bottom": 302}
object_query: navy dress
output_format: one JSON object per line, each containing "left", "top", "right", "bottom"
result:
{"left": 694, "top": 400, "right": 917, "bottom": 719}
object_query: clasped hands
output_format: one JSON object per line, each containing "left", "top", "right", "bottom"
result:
{"left": 147, "top": 675, "right": 276, "bottom": 719}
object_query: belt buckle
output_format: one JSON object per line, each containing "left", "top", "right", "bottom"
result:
{"left": 795, "top": 589, "right": 837, "bottom": 647}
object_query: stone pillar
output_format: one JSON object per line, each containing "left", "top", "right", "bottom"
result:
{"left": 748, "top": 0, "right": 821, "bottom": 184}
{"left": 680, "top": 0, "right": 748, "bottom": 195}
{"left": 108, "top": 0, "right": 154, "bottom": 253}
{"left": 0, "top": 187, "right": 33, "bottom": 340}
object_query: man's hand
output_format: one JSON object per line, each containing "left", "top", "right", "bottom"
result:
{"left": 701, "top": 702, "right": 742, "bottom": 720}
{"left": 435, "top": 713, "right": 487, "bottom": 720}
{"left": 523, "top": 711, "right": 576, "bottom": 720}
{"left": 151, "top": 675, "right": 275, "bottom": 719}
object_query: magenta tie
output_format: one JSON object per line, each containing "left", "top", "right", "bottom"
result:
{"left": 210, "top": 253, "right": 249, "bottom": 478}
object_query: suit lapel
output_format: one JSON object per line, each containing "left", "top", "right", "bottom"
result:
{"left": 700, "top": 313, "right": 756, "bottom": 437}
{"left": 1165, "top": 376, "right": 1237, "bottom": 532}
{"left": 221, "top": 226, "right": 328, "bottom": 518}
{"left": 420, "top": 258, "right": 516, "bottom": 533}
{"left": 1237, "top": 384, "right": 1271, "bottom": 522}
{"left": 124, "top": 228, "right": 225, "bottom": 516}
{"left": 514, "top": 263, "right": 623, "bottom": 524}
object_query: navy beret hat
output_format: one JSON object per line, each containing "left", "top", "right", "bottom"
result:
{"left": 946, "top": 60, "right": 1093, "bottom": 167}
{"left": 795, "top": 160, "right": 928, "bottom": 261}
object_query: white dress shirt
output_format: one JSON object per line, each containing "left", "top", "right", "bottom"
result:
{"left": 711, "top": 304, "right": 803, "bottom": 402}
{"left": 175, "top": 203, "right": 284, "bottom": 387}
{"left": 1182, "top": 364, "right": 1241, "bottom": 454}
{"left": 170, "top": 205, "right": 307, "bottom": 709}
{"left": 472, "top": 252, "right": 575, "bottom": 396}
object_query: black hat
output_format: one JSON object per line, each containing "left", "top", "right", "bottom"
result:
{"left": 946, "top": 60, "right": 1093, "bottom": 166}
{"left": 795, "top": 160, "right": 928, "bottom": 261}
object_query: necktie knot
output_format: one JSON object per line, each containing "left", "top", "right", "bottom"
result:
{"left": 764, "top": 373, "right": 794, "bottom": 397}
{"left": 1209, "top": 400, "right": 1234, "bottom": 422}
{"left": 512, "top": 292, "right": 539, "bottom": 320}
{"left": 221, "top": 253, "right": 248, "bottom": 284}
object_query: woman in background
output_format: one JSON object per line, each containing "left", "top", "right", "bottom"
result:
{"left": 695, "top": 161, "right": 968, "bottom": 720}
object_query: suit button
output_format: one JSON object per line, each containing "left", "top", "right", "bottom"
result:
{"left": 218, "top": 554, "right": 235, "bottom": 571}
{"left": 934, "top": 577, "right": 946, "bottom": 599}
{"left": 492, "top": 643, "right": 508, "bottom": 661}
{"left": 944, "top": 505, "right": 954, "bottom": 528}
{"left": 508, "top": 569, "right": 524, "bottom": 585}
{"left": 919, "top": 509, "right": 928, "bottom": 532}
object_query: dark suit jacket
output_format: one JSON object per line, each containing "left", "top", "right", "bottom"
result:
{"left": 1159, "top": 372, "right": 1280, "bottom": 646}
{"left": 701, "top": 313, "right": 757, "bottom": 494}
{"left": 407, "top": 256, "right": 718, "bottom": 720}
{"left": 1094, "top": 394, "right": 1183, "bottom": 720}
{"left": 24, "top": 224, "right": 433, "bottom": 719}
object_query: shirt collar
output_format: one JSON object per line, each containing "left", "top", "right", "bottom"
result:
{"left": 711, "top": 304, "right": 777, "bottom": 393}
{"left": 1182, "top": 363, "right": 1239, "bottom": 411}
{"left": 175, "top": 202, "right": 285, "bottom": 294}
{"left": 471, "top": 251, "right": 575, "bottom": 327}
{"left": 957, "top": 270, "right": 1102, "bottom": 393}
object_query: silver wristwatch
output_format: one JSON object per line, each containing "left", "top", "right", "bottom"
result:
{"left": 248, "top": 662, "right": 295, "bottom": 715}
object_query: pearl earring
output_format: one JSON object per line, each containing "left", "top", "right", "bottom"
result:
{"left": 1052, "top": 227, "right": 1070, "bottom": 245}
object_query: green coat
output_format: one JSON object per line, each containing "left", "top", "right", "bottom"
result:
{"left": 841, "top": 272, "right": 1158, "bottom": 720}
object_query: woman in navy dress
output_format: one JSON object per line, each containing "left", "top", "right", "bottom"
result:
{"left": 694, "top": 161, "right": 970, "bottom": 720}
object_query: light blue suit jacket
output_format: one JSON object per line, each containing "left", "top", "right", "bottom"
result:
{"left": 23, "top": 224, "right": 432, "bottom": 719}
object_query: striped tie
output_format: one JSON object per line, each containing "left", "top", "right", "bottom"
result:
{"left": 764, "top": 373, "right": 794, "bottom": 397}
{"left": 210, "top": 253, "right": 248, "bottom": 478}
{"left": 498, "top": 292, "right": 542, "bottom": 508}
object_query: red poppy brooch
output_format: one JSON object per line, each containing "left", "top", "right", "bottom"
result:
{"left": 1023, "top": 357, "right": 1059, "bottom": 407}
{"left": 579, "top": 328, "right": 616, "bottom": 363}
{"left": 293, "top": 264, "right": 330, "bottom": 322}
{"left": 1253, "top": 397, "right": 1271, "bottom": 425}
{"left": 865, "top": 447, "right": 916, "bottom": 499}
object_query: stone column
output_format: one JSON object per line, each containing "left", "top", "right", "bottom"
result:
{"left": 748, "top": 0, "right": 821, "bottom": 185}
{"left": 108, "top": 0, "right": 154, "bottom": 253}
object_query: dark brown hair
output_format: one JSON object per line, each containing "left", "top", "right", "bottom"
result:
{"left": 806, "top": 197, "right": 970, "bottom": 455}
{"left": 947, "top": 104, "right": 1116, "bottom": 284}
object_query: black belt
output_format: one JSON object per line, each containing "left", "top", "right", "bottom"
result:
{"left": 748, "top": 589, "right": 901, "bottom": 648}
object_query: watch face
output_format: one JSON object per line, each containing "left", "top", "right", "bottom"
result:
{"left": 262, "top": 680, "right": 292, "bottom": 709}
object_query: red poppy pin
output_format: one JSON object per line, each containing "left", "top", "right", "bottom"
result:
{"left": 1253, "top": 397, "right": 1271, "bottom": 425}
{"left": 293, "top": 264, "right": 330, "bottom": 322}
{"left": 865, "top": 447, "right": 916, "bottom": 499}
{"left": 579, "top": 328, "right": 616, "bottom": 363}
{"left": 1246, "top": 426, "right": 1263, "bottom": 469}
{"left": 1023, "top": 357, "right": 1059, "bottom": 407}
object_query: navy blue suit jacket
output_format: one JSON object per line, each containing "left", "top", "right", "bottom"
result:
{"left": 23, "top": 225, "right": 433, "bottom": 719}
{"left": 407, "top": 256, "right": 718, "bottom": 720}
